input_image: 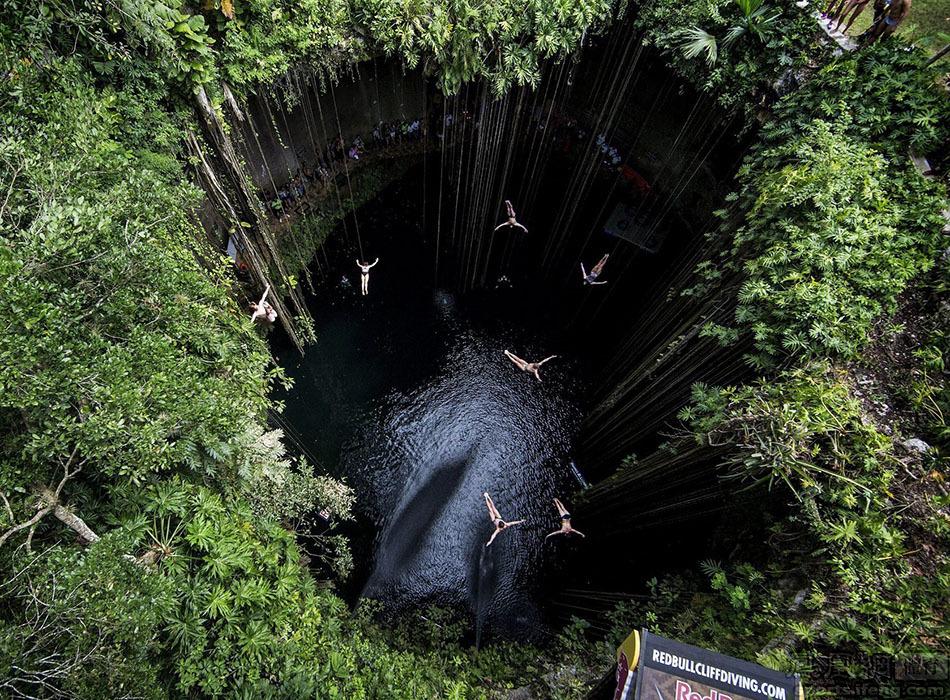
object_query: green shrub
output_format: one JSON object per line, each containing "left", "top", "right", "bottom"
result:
{"left": 0, "top": 535, "right": 175, "bottom": 699}
{"left": 764, "top": 42, "right": 950, "bottom": 156}
{"left": 635, "top": 0, "right": 828, "bottom": 115}
{"left": 701, "top": 120, "right": 945, "bottom": 368}
{"left": 356, "top": 0, "right": 617, "bottom": 93}
{"left": 677, "top": 365, "right": 950, "bottom": 677}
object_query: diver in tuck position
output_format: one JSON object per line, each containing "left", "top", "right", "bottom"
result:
{"left": 494, "top": 200, "right": 528, "bottom": 233}
{"left": 483, "top": 492, "right": 525, "bottom": 547}
{"left": 581, "top": 254, "right": 609, "bottom": 285}
{"left": 545, "top": 498, "right": 585, "bottom": 539}
{"left": 503, "top": 350, "right": 557, "bottom": 382}
{"left": 249, "top": 283, "right": 278, "bottom": 324}
{"left": 355, "top": 257, "right": 379, "bottom": 296}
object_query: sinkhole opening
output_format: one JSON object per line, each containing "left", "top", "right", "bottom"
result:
{"left": 248, "top": 43, "right": 782, "bottom": 644}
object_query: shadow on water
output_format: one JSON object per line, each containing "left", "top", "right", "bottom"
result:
{"left": 275, "top": 180, "right": 583, "bottom": 642}
{"left": 474, "top": 545, "right": 495, "bottom": 649}
{"left": 362, "top": 456, "right": 470, "bottom": 598}
{"left": 340, "top": 318, "right": 579, "bottom": 641}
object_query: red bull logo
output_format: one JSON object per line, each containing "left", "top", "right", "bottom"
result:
{"left": 676, "top": 680, "right": 733, "bottom": 700}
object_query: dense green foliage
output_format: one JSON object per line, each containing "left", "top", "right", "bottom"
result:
{"left": 1, "top": 521, "right": 546, "bottom": 698}
{"left": 766, "top": 44, "right": 950, "bottom": 156}
{"left": 217, "top": 0, "right": 619, "bottom": 92}
{"left": 681, "top": 366, "right": 947, "bottom": 679}
{"left": 0, "top": 1, "right": 609, "bottom": 697}
{"left": 635, "top": 0, "right": 828, "bottom": 114}
{"left": 0, "top": 52, "right": 360, "bottom": 697}
{"left": 686, "top": 43, "right": 949, "bottom": 369}
{"left": 0, "top": 65, "right": 273, "bottom": 487}
{"left": 697, "top": 120, "right": 945, "bottom": 368}
{"left": 0, "top": 534, "right": 175, "bottom": 698}
{"left": 2, "top": 0, "right": 617, "bottom": 96}
{"left": 215, "top": 0, "right": 356, "bottom": 86}
{"left": 356, "top": 0, "right": 617, "bottom": 93}
{"left": 704, "top": 45, "right": 949, "bottom": 368}
{"left": 1, "top": 0, "right": 947, "bottom": 696}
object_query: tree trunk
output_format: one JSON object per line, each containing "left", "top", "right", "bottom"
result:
{"left": 37, "top": 488, "right": 100, "bottom": 545}
{"left": 51, "top": 505, "right": 100, "bottom": 545}
{"left": 924, "top": 43, "right": 950, "bottom": 68}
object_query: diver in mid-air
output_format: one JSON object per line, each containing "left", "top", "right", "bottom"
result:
{"left": 483, "top": 492, "right": 525, "bottom": 547}
{"left": 504, "top": 350, "right": 557, "bottom": 382}
{"left": 356, "top": 258, "right": 379, "bottom": 296}
{"left": 581, "top": 254, "right": 609, "bottom": 285}
{"left": 494, "top": 200, "right": 528, "bottom": 233}
{"left": 545, "top": 498, "right": 585, "bottom": 539}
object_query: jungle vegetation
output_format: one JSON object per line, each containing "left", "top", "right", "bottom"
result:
{"left": 0, "top": 0, "right": 947, "bottom": 698}
{"left": 583, "top": 1, "right": 949, "bottom": 694}
{"left": 0, "top": 0, "right": 608, "bottom": 696}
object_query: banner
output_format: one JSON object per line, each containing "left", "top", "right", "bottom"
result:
{"left": 614, "top": 629, "right": 641, "bottom": 700}
{"left": 634, "top": 631, "right": 802, "bottom": 700}
{"left": 603, "top": 203, "right": 665, "bottom": 253}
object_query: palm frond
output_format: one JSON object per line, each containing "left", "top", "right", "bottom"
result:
{"left": 735, "top": 0, "right": 766, "bottom": 18}
{"left": 677, "top": 27, "right": 718, "bottom": 66}
{"left": 723, "top": 24, "right": 746, "bottom": 47}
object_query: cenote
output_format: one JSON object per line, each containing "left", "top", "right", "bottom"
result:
{"left": 7, "top": 0, "right": 948, "bottom": 695}
{"left": 262, "top": 28, "right": 760, "bottom": 644}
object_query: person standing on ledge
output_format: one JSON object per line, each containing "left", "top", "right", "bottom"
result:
{"left": 494, "top": 200, "right": 528, "bottom": 233}
{"left": 483, "top": 492, "right": 525, "bottom": 547}
{"left": 546, "top": 498, "right": 585, "bottom": 539}
{"left": 823, "top": 0, "right": 849, "bottom": 21}
{"left": 356, "top": 258, "right": 379, "bottom": 296}
{"left": 859, "top": 0, "right": 891, "bottom": 41}
{"left": 832, "top": 0, "right": 870, "bottom": 33}
{"left": 581, "top": 254, "right": 609, "bottom": 285}
{"left": 504, "top": 350, "right": 557, "bottom": 382}
{"left": 250, "top": 283, "right": 278, "bottom": 324}
{"left": 864, "top": 0, "right": 910, "bottom": 42}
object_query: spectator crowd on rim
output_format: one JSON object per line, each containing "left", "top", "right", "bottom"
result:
{"left": 262, "top": 100, "right": 654, "bottom": 229}
{"left": 264, "top": 116, "right": 430, "bottom": 220}
{"left": 822, "top": 0, "right": 913, "bottom": 43}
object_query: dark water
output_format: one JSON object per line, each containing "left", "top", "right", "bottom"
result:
{"left": 275, "top": 183, "right": 586, "bottom": 641}
{"left": 271, "top": 42, "right": 749, "bottom": 637}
